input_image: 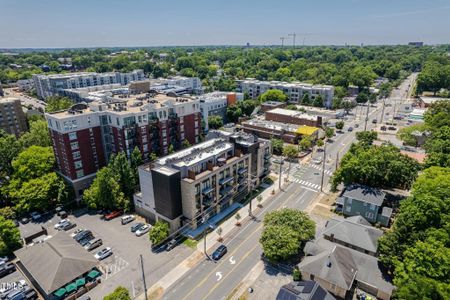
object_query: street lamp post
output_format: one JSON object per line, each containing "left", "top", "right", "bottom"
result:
{"left": 320, "top": 141, "right": 326, "bottom": 192}
{"left": 202, "top": 217, "right": 211, "bottom": 259}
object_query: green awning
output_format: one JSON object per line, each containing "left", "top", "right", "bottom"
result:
{"left": 65, "top": 283, "right": 77, "bottom": 293}
{"left": 54, "top": 288, "right": 66, "bottom": 297}
{"left": 75, "top": 278, "right": 86, "bottom": 287}
{"left": 87, "top": 270, "right": 100, "bottom": 279}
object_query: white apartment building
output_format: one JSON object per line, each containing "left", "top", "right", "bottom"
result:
{"left": 33, "top": 70, "right": 145, "bottom": 99}
{"left": 150, "top": 76, "right": 203, "bottom": 95}
{"left": 237, "top": 79, "right": 334, "bottom": 108}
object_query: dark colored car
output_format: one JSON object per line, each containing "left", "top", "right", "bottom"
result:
{"left": 371, "top": 119, "right": 377, "bottom": 124}
{"left": 0, "top": 263, "right": 16, "bottom": 278}
{"left": 131, "top": 223, "right": 144, "bottom": 233}
{"left": 58, "top": 211, "right": 68, "bottom": 219}
{"left": 79, "top": 235, "right": 95, "bottom": 247}
{"left": 104, "top": 210, "right": 122, "bottom": 221}
{"left": 61, "top": 221, "right": 76, "bottom": 231}
{"left": 74, "top": 230, "right": 93, "bottom": 242}
{"left": 20, "top": 217, "right": 30, "bottom": 224}
{"left": 211, "top": 245, "right": 227, "bottom": 261}
{"left": 347, "top": 127, "right": 353, "bottom": 132}
{"left": 166, "top": 239, "right": 177, "bottom": 251}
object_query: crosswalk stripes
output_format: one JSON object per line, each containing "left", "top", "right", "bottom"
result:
{"left": 308, "top": 163, "right": 333, "bottom": 176}
{"left": 290, "top": 178, "right": 321, "bottom": 191}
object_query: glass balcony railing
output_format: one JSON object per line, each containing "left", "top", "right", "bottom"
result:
{"left": 219, "top": 185, "right": 233, "bottom": 196}
{"left": 219, "top": 176, "right": 233, "bottom": 185}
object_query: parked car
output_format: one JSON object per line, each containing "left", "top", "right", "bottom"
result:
{"left": 354, "top": 123, "right": 359, "bottom": 128}
{"left": 54, "top": 219, "right": 70, "bottom": 230}
{"left": 79, "top": 235, "right": 95, "bottom": 246}
{"left": 84, "top": 239, "right": 103, "bottom": 251}
{"left": 74, "top": 230, "right": 93, "bottom": 242}
{"left": 312, "top": 158, "right": 322, "bottom": 165}
{"left": 0, "top": 263, "right": 16, "bottom": 278}
{"left": 388, "top": 126, "right": 397, "bottom": 131}
{"left": 121, "top": 215, "right": 135, "bottom": 225}
{"left": 371, "top": 119, "right": 377, "bottom": 124}
{"left": 5, "top": 289, "right": 25, "bottom": 300}
{"left": 20, "top": 217, "right": 30, "bottom": 224}
{"left": 135, "top": 224, "right": 151, "bottom": 237}
{"left": 29, "top": 212, "right": 41, "bottom": 221}
{"left": 58, "top": 211, "right": 68, "bottom": 219}
{"left": 380, "top": 126, "right": 387, "bottom": 131}
{"left": 61, "top": 221, "right": 76, "bottom": 231}
{"left": 94, "top": 247, "right": 112, "bottom": 260}
{"left": 131, "top": 223, "right": 144, "bottom": 233}
{"left": 166, "top": 239, "right": 177, "bottom": 251}
{"left": 104, "top": 210, "right": 122, "bottom": 221}
{"left": 211, "top": 245, "right": 227, "bottom": 261}
{"left": 347, "top": 127, "right": 353, "bottom": 132}
{"left": 70, "top": 228, "right": 84, "bottom": 237}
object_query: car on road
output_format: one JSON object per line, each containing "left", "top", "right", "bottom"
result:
{"left": 94, "top": 247, "right": 112, "bottom": 260}
{"left": 54, "top": 219, "right": 70, "bottom": 230}
{"left": 371, "top": 119, "right": 377, "bottom": 124}
{"left": 104, "top": 210, "right": 122, "bottom": 221}
{"left": 84, "top": 239, "right": 103, "bottom": 251}
{"left": 388, "top": 126, "right": 397, "bottom": 131}
{"left": 165, "top": 239, "right": 178, "bottom": 251}
{"left": 131, "top": 223, "right": 145, "bottom": 233}
{"left": 30, "top": 212, "right": 41, "bottom": 221}
{"left": 60, "top": 221, "right": 76, "bottom": 231}
{"left": 347, "top": 127, "right": 353, "bottom": 132}
{"left": 135, "top": 224, "right": 151, "bottom": 237}
{"left": 312, "top": 158, "right": 322, "bottom": 165}
{"left": 354, "top": 123, "right": 359, "bottom": 128}
{"left": 121, "top": 215, "right": 135, "bottom": 225}
{"left": 0, "top": 263, "right": 16, "bottom": 278}
{"left": 211, "top": 245, "right": 227, "bottom": 261}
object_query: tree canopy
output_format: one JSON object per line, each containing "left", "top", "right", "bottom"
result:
{"left": 208, "top": 115, "right": 223, "bottom": 130}
{"left": 260, "top": 208, "right": 315, "bottom": 262}
{"left": 149, "top": 221, "right": 170, "bottom": 245}
{"left": 260, "top": 90, "right": 288, "bottom": 102}
{"left": 45, "top": 96, "right": 73, "bottom": 113}
{"left": 103, "top": 286, "right": 131, "bottom": 300}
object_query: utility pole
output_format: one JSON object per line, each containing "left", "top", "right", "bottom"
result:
{"left": 140, "top": 255, "right": 148, "bottom": 300}
{"left": 288, "top": 33, "right": 296, "bottom": 48}
{"left": 335, "top": 152, "right": 339, "bottom": 170}
{"left": 379, "top": 98, "right": 385, "bottom": 124}
{"left": 248, "top": 175, "right": 254, "bottom": 218}
{"left": 202, "top": 217, "right": 210, "bottom": 259}
{"left": 320, "top": 143, "right": 326, "bottom": 192}
{"left": 280, "top": 37, "right": 286, "bottom": 48}
{"left": 363, "top": 102, "right": 370, "bottom": 131}
{"left": 278, "top": 158, "right": 283, "bottom": 190}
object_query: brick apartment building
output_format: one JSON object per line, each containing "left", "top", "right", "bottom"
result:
{"left": 265, "top": 108, "right": 323, "bottom": 127}
{"left": 0, "top": 97, "right": 28, "bottom": 137}
{"left": 45, "top": 93, "right": 202, "bottom": 198}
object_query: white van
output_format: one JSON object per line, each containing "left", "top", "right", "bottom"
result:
{"left": 121, "top": 215, "right": 135, "bottom": 225}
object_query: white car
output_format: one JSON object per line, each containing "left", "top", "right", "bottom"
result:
{"left": 54, "top": 219, "right": 69, "bottom": 229}
{"left": 94, "top": 247, "right": 112, "bottom": 260}
{"left": 312, "top": 158, "right": 323, "bottom": 165}
{"left": 135, "top": 224, "right": 151, "bottom": 237}
{"left": 70, "top": 228, "right": 84, "bottom": 237}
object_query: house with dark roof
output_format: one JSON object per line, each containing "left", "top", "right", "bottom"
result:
{"left": 336, "top": 185, "right": 392, "bottom": 226}
{"left": 276, "top": 280, "right": 336, "bottom": 300}
{"left": 14, "top": 232, "right": 100, "bottom": 299}
{"left": 298, "top": 216, "right": 394, "bottom": 300}
{"left": 322, "top": 216, "right": 383, "bottom": 256}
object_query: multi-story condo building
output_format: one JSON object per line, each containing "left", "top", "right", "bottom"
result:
{"left": 0, "top": 97, "right": 28, "bottom": 137}
{"left": 236, "top": 79, "right": 334, "bottom": 108}
{"left": 45, "top": 93, "right": 202, "bottom": 198}
{"left": 33, "top": 70, "right": 145, "bottom": 99}
{"left": 197, "top": 92, "right": 243, "bottom": 130}
{"left": 134, "top": 131, "right": 271, "bottom": 234}
{"left": 150, "top": 76, "right": 203, "bottom": 95}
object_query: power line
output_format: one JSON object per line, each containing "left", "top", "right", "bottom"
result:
{"left": 288, "top": 33, "right": 296, "bottom": 48}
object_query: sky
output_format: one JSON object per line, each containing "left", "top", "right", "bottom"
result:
{"left": 0, "top": 0, "right": 449, "bottom": 48}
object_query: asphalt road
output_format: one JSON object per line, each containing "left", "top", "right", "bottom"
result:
{"left": 161, "top": 74, "right": 416, "bottom": 300}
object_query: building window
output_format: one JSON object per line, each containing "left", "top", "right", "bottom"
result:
{"left": 70, "top": 141, "right": 79, "bottom": 150}
{"left": 76, "top": 170, "right": 84, "bottom": 178}
{"left": 370, "top": 204, "right": 376, "bottom": 210}
{"left": 365, "top": 212, "right": 374, "bottom": 219}
{"left": 68, "top": 132, "right": 77, "bottom": 141}
{"left": 72, "top": 151, "right": 81, "bottom": 159}
{"left": 74, "top": 160, "right": 83, "bottom": 169}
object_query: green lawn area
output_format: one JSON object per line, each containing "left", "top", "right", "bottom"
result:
{"left": 182, "top": 238, "right": 198, "bottom": 249}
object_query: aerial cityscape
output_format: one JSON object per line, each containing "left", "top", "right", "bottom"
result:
{"left": 0, "top": 1, "right": 449, "bottom": 300}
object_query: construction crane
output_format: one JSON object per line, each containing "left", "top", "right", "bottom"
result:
{"left": 280, "top": 37, "right": 286, "bottom": 47}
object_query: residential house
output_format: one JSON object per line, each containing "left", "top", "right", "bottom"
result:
{"left": 276, "top": 281, "right": 336, "bottom": 300}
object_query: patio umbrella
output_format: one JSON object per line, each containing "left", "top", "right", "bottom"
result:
{"left": 54, "top": 288, "right": 66, "bottom": 297}
{"left": 65, "top": 283, "right": 77, "bottom": 293}
{"left": 75, "top": 278, "right": 86, "bottom": 287}
{"left": 87, "top": 270, "right": 100, "bottom": 279}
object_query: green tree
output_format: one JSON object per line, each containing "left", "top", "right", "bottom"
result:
{"left": 312, "top": 95, "right": 324, "bottom": 107}
{"left": 0, "top": 216, "right": 21, "bottom": 256}
{"left": 0, "top": 207, "right": 15, "bottom": 220}
{"left": 208, "top": 115, "right": 223, "bottom": 130}
{"left": 45, "top": 96, "right": 73, "bottom": 113}
{"left": 148, "top": 221, "right": 170, "bottom": 245}
{"left": 103, "top": 286, "right": 131, "bottom": 300}
{"left": 226, "top": 105, "right": 242, "bottom": 123}
{"left": 356, "top": 92, "right": 369, "bottom": 104}
{"left": 349, "top": 66, "right": 377, "bottom": 91}
{"left": 130, "top": 147, "right": 143, "bottom": 188}
{"left": 282, "top": 144, "right": 299, "bottom": 160}
{"left": 0, "top": 132, "right": 20, "bottom": 177}
{"left": 10, "top": 146, "right": 55, "bottom": 184}
{"left": 355, "top": 131, "right": 378, "bottom": 146}
{"left": 325, "top": 127, "right": 334, "bottom": 139}
{"left": 260, "top": 208, "right": 315, "bottom": 262}
{"left": 110, "top": 153, "right": 136, "bottom": 200}
{"left": 83, "top": 167, "right": 128, "bottom": 211}
{"left": 300, "top": 93, "right": 311, "bottom": 105}
{"left": 181, "top": 139, "right": 191, "bottom": 149}
{"left": 316, "top": 139, "right": 324, "bottom": 148}
{"left": 259, "top": 90, "right": 288, "bottom": 102}
{"left": 299, "top": 137, "right": 312, "bottom": 151}
{"left": 332, "top": 143, "right": 420, "bottom": 190}
{"left": 18, "top": 119, "right": 52, "bottom": 148}
{"left": 416, "top": 62, "right": 450, "bottom": 95}
{"left": 397, "top": 124, "right": 429, "bottom": 147}
{"left": 335, "top": 121, "right": 345, "bottom": 131}
{"left": 271, "top": 138, "right": 284, "bottom": 155}
{"left": 168, "top": 144, "right": 175, "bottom": 154}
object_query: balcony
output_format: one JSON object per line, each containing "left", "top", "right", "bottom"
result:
{"left": 202, "top": 186, "right": 214, "bottom": 195}
{"left": 237, "top": 167, "right": 248, "bottom": 175}
{"left": 202, "top": 196, "right": 215, "bottom": 206}
{"left": 264, "top": 153, "right": 272, "bottom": 159}
{"left": 219, "top": 176, "right": 233, "bottom": 185}
{"left": 220, "top": 185, "right": 233, "bottom": 196}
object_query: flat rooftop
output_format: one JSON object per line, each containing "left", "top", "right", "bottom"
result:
{"left": 243, "top": 118, "right": 299, "bottom": 133}
{"left": 0, "top": 97, "right": 20, "bottom": 103}
{"left": 239, "top": 78, "right": 333, "bottom": 89}
{"left": 266, "top": 108, "right": 319, "bottom": 121}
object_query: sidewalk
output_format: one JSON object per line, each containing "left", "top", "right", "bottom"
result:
{"left": 140, "top": 172, "right": 289, "bottom": 300}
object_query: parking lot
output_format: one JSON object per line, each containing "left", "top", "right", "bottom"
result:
{"left": 33, "top": 209, "right": 194, "bottom": 298}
